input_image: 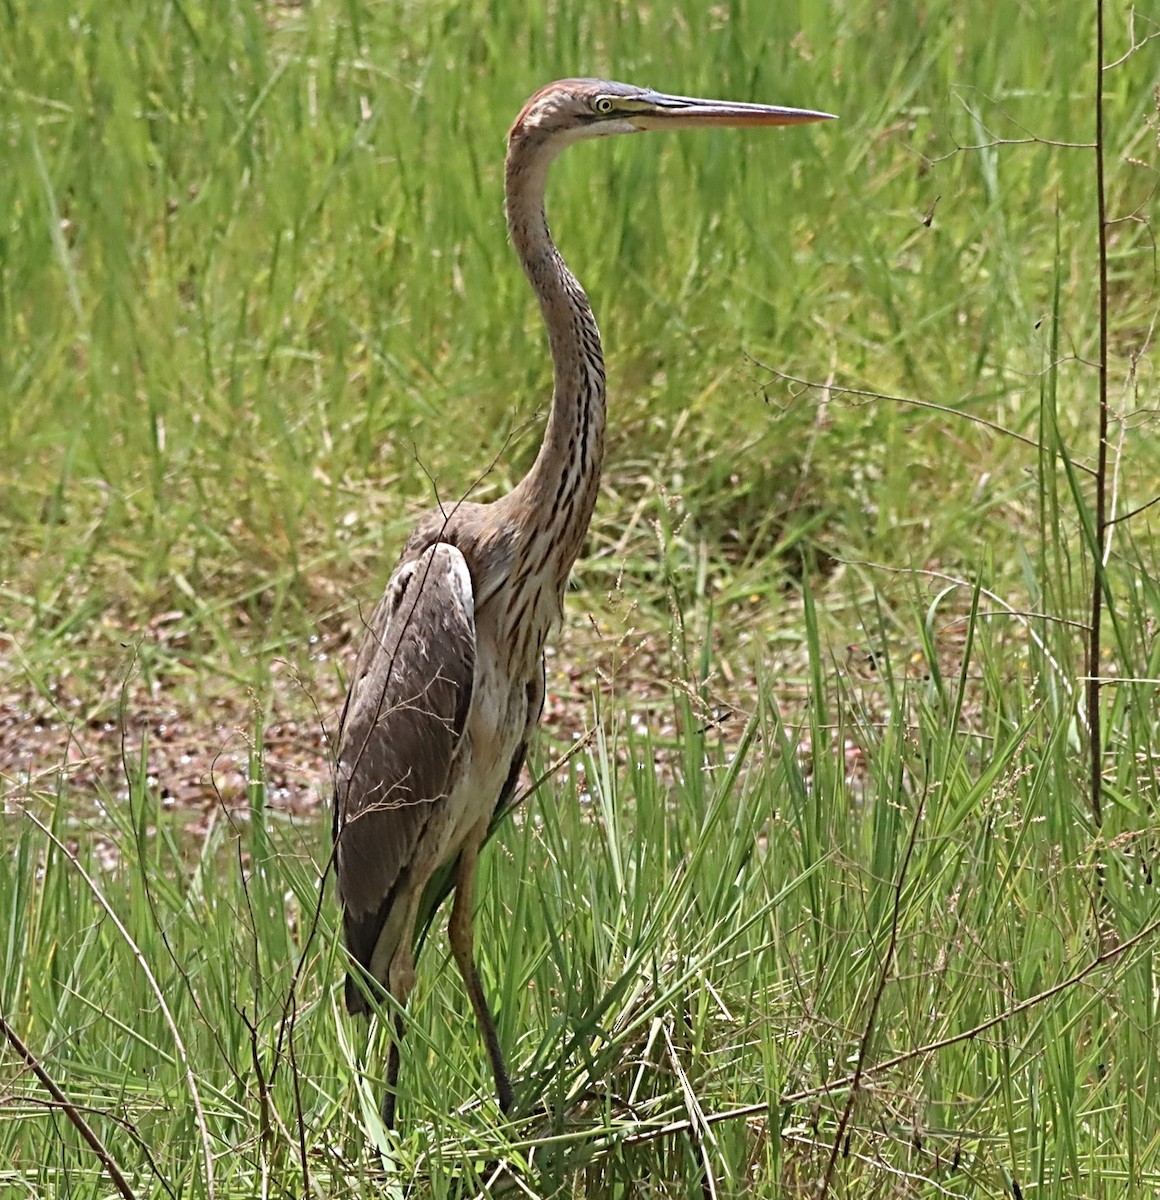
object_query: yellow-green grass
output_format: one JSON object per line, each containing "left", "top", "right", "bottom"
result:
{"left": 1, "top": 0, "right": 1158, "bottom": 1194}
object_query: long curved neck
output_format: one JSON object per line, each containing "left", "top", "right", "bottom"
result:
{"left": 503, "top": 134, "right": 607, "bottom": 565}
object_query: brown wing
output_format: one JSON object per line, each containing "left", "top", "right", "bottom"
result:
{"left": 332, "top": 542, "right": 475, "bottom": 1012}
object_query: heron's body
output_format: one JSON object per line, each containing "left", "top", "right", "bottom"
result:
{"left": 337, "top": 502, "right": 568, "bottom": 995}
{"left": 331, "top": 78, "right": 831, "bottom": 1130}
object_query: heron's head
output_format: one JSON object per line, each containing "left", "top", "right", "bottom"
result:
{"left": 509, "top": 78, "right": 834, "bottom": 153}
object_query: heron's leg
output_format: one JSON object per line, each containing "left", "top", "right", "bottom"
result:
{"left": 381, "top": 1016, "right": 404, "bottom": 1132}
{"left": 382, "top": 914, "right": 419, "bottom": 1131}
{"left": 449, "top": 828, "right": 513, "bottom": 1115}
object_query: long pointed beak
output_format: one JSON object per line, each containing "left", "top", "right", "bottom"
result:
{"left": 628, "top": 91, "right": 836, "bottom": 130}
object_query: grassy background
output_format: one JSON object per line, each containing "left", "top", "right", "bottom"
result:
{"left": 2, "top": 0, "right": 1159, "bottom": 1195}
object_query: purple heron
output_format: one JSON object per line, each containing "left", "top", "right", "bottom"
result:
{"left": 332, "top": 78, "right": 833, "bottom": 1128}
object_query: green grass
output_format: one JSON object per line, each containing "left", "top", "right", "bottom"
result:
{"left": 2, "top": 0, "right": 1159, "bottom": 1195}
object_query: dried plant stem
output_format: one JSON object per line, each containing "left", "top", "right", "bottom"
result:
{"left": 618, "top": 914, "right": 1160, "bottom": 1149}
{"left": 1086, "top": 0, "right": 1109, "bottom": 826}
{"left": 818, "top": 785, "right": 927, "bottom": 1197}
{"left": 26, "top": 813, "right": 216, "bottom": 1200}
{"left": 0, "top": 1014, "right": 138, "bottom": 1200}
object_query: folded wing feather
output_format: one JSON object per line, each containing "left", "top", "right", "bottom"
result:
{"left": 332, "top": 542, "right": 476, "bottom": 1011}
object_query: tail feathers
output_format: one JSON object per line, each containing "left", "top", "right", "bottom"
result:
{"left": 342, "top": 901, "right": 396, "bottom": 1015}
{"left": 344, "top": 969, "right": 386, "bottom": 1016}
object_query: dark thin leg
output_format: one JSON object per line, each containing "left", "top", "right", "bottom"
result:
{"left": 449, "top": 836, "right": 513, "bottom": 1115}
{"left": 381, "top": 1011, "right": 404, "bottom": 1130}
{"left": 381, "top": 923, "right": 417, "bottom": 1131}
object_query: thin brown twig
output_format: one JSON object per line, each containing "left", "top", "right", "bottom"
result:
{"left": 503, "top": 722, "right": 599, "bottom": 821}
{"left": 792, "top": 914, "right": 1160, "bottom": 1100}
{"left": 754, "top": 365, "right": 1096, "bottom": 476}
{"left": 1101, "top": 9, "right": 1160, "bottom": 70}
{"left": 926, "top": 136, "right": 1095, "bottom": 165}
{"left": 1106, "top": 493, "right": 1160, "bottom": 526}
{"left": 11, "top": 1093, "right": 175, "bottom": 1199}
{"left": 663, "top": 1021, "right": 720, "bottom": 1200}
{"left": 819, "top": 782, "right": 927, "bottom": 1196}
{"left": 0, "top": 1013, "right": 138, "bottom": 1200}
{"left": 837, "top": 558, "right": 1079, "bottom": 718}
{"left": 784, "top": 355, "right": 838, "bottom": 518}
{"left": 785, "top": 1132, "right": 968, "bottom": 1198}
{"left": 25, "top": 812, "right": 217, "bottom": 1200}
{"left": 941, "top": 90, "right": 1097, "bottom": 158}
{"left": 287, "top": 989, "right": 311, "bottom": 1199}
{"left": 1087, "top": 0, "right": 1109, "bottom": 827}
{"left": 115, "top": 664, "right": 252, "bottom": 1107}
{"left": 959, "top": 609, "right": 1088, "bottom": 630}
{"left": 618, "top": 913, "right": 1160, "bottom": 1146}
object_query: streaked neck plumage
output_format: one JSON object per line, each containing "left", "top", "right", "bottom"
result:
{"left": 502, "top": 128, "right": 607, "bottom": 568}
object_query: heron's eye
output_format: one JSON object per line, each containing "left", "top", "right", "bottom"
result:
{"left": 593, "top": 96, "right": 615, "bottom": 116}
